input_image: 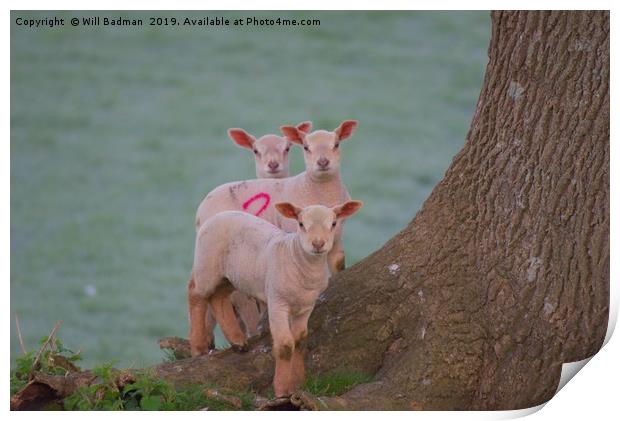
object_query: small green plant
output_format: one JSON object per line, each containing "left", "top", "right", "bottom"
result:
{"left": 303, "top": 371, "right": 372, "bottom": 396}
{"left": 11, "top": 335, "right": 82, "bottom": 395}
{"left": 161, "top": 349, "right": 177, "bottom": 363}
{"left": 62, "top": 362, "right": 121, "bottom": 410}
{"left": 11, "top": 351, "right": 34, "bottom": 395}
{"left": 65, "top": 368, "right": 168, "bottom": 410}
{"left": 64, "top": 367, "right": 254, "bottom": 411}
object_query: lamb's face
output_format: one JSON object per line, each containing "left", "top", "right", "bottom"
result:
{"left": 229, "top": 122, "right": 312, "bottom": 179}
{"left": 296, "top": 205, "right": 338, "bottom": 255}
{"left": 253, "top": 135, "right": 290, "bottom": 179}
{"left": 275, "top": 200, "right": 364, "bottom": 256}
{"left": 280, "top": 120, "right": 358, "bottom": 181}
{"left": 301, "top": 131, "right": 341, "bottom": 180}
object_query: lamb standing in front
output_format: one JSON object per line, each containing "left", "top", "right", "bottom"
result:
{"left": 188, "top": 200, "right": 363, "bottom": 396}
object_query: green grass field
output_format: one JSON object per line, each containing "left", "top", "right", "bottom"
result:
{"left": 11, "top": 11, "right": 490, "bottom": 368}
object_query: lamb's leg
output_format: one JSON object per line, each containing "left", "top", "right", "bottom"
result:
{"left": 290, "top": 310, "right": 312, "bottom": 390}
{"left": 188, "top": 273, "right": 210, "bottom": 357}
{"left": 269, "top": 304, "right": 295, "bottom": 397}
{"left": 327, "top": 230, "right": 346, "bottom": 274}
{"left": 203, "top": 307, "right": 217, "bottom": 350}
{"left": 231, "top": 292, "right": 261, "bottom": 338}
{"left": 209, "top": 282, "right": 248, "bottom": 351}
{"left": 257, "top": 301, "right": 269, "bottom": 334}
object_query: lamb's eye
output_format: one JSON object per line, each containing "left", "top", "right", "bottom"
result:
{"left": 331, "top": 221, "right": 337, "bottom": 228}
{"left": 299, "top": 222, "right": 304, "bottom": 228}
{"left": 303, "top": 145, "right": 309, "bottom": 152}
{"left": 253, "top": 149, "right": 259, "bottom": 155}
{"left": 334, "top": 143, "right": 339, "bottom": 149}
{"left": 284, "top": 147, "right": 290, "bottom": 153}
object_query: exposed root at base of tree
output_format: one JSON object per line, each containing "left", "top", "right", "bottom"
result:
{"left": 158, "top": 336, "right": 192, "bottom": 360}
{"left": 257, "top": 391, "right": 347, "bottom": 410}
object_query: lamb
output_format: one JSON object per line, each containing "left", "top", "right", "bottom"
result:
{"left": 195, "top": 119, "right": 359, "bottom": 272}
{"left": 202, "top": 121, "right": 314, "bottom": 344}
{"left": 188, "top": 200, "right": 363, "bottom": 396}
{"left": 228, "top": 121, "right": 312, "bottom": 179}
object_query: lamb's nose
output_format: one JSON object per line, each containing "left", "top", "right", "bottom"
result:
{"left": 317, "top": 157, "right": 329, "bottom": 169}
{"left": 312, "top": 239, "right": 325, "bottom": 251}
{"left": 268, "top": 161, "right": 279, "bottom": 170}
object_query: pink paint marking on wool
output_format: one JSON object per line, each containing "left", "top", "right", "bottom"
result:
{"left": 242, "top": 192, "right": 271, "bottom": 217}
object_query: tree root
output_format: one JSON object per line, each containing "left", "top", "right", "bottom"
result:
{"left": 11, "top": 371, "right": 97, "bottom": 410}
{"left": 158, "top": 336, "right": 192, "bottom": 360}
{"left": 256, "top": 391, "right": 346, "bottom": 411}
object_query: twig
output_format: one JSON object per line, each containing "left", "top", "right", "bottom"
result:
{"left": 15, "top": 313, "right": 27, "bottom": 354}
{"left": 30, "top": 320, "right": 62, "bottom": 378}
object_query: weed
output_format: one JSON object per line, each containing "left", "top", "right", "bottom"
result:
{"left": 161, "top": 348, "right": 177, "bottom": 363}
{"left": 10, "top": 336, "right": 81, "bottom": 395}
{"left": 64, "top": 365, "right": 254, "bottom": 411}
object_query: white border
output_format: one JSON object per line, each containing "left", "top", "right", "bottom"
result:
{"left": 5, "top": 2, "right": 617, "bottom": 419}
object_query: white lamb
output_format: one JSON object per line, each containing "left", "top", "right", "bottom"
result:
{"left": 188, "top": 200, "right": 363, "bottom": 396}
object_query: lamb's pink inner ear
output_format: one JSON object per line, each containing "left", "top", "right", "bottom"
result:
{"left": 296, "top": 121, "right": 313, "bottom": 133}
{"left": 228, "top": 129, "right": 255, "bottom": 149}
{"left": 334, "top": 200, "right": 363, "bottom": 218}
{"left": 280, "top": 126, "right": 305, "bottom": 145}
{"left": 275, "top": 202, "right": 300, "bottom": 220}
{"left": 335, "top": 120, "right": 358, "bottom": 141}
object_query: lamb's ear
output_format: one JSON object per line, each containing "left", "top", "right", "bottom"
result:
{"left": 334, "top": 120, "right": 358, "bottom": 141}
{"left": 228, "top": 128, "right": 256, "bottom": 150}
{"left": 333, "top": 200, "right": 363, "bottom": 219}
{"left": 280, "top": 126, "right": 306, "bottom": 145}
{"left": 296, "top": 121, "right": 313, "bottom": 133}
{"left": 275, "top": 202, "right": 303, "bottom": 220}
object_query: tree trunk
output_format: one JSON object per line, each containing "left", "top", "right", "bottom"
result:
{"left": 12, "top": 10, "right": 609, "bottom": 411}
{"left": 304, "top": 10, "right": 609, "bottom": 410}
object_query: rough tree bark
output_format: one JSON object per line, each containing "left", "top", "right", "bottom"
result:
{"left": 12, "top": 10, "right": 609, "bottom": 411}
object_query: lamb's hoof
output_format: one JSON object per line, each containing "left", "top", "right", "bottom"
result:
{"left": 191, "top": 348, "right": 207, "bottom": 358}
{"left": 191, "top": 341, "right": 214, "bottom": 357}
{"left": 231, "top": 343, "right": 249, "bottom": 353}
